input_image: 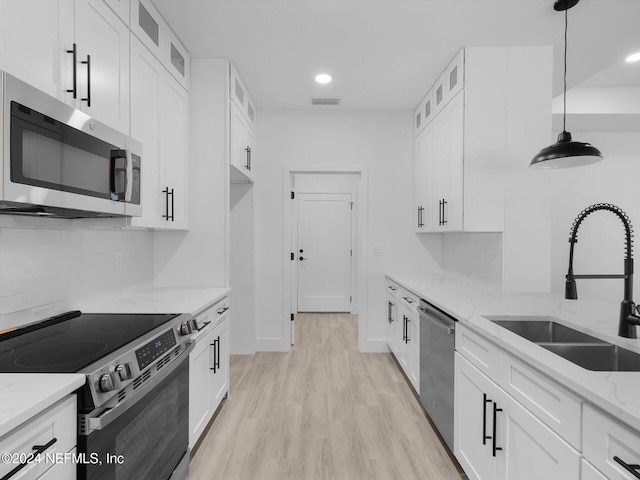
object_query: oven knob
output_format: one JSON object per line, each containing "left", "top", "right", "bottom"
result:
{"left": 179, "top": 321, "right": 192, "bottom": 336}
{"left": 99, "top": 373, "right": 115, "bottom": 392}
{"left": 116, "top": 363, "right": 132, "bottom": 381}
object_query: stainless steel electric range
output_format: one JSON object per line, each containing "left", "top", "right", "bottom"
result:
{"left": 0, "top": 310, "right": 195, "bottom": 480}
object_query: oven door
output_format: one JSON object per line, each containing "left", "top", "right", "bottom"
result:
{"left": 79, "top": 345, "right": 191, "bottom": 480}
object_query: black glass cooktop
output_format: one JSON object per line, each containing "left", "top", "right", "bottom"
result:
{"left": 0, "top": 311, "right": 178, "bottom": 373}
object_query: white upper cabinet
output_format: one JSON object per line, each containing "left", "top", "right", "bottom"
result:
{"left": 131, "top": 0, "right": 190, "bottom": 90}
{"left": 0, "top": 0, "right": 67, "bottom": 98}
{"left": 103, "top": 0, "right": 130, "bottom": 26}
{"left": 0, "top": 0, "right": 130, "bottom": 132}
{"left": 229, "top": 62, "right": 257, "bottom": 183}
{"left": 129, "top": 35, "right": 189, "bottom": 230}
{"left": 73, "top": 0, "right": 130, "bottom": 133}
{"left": 414, "top": 46, "right": 551, "bottom": 233}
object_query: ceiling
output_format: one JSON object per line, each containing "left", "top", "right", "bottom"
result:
{"left": 151, "top": 0, "right": 640, "bottom": 110}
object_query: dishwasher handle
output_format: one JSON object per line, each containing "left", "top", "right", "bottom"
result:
{"left": 418, "top": 302, "right": 455, "bottom": 335}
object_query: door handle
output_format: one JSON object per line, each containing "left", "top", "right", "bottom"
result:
{"left": 482, "top": 393, "right": 492, "bottom": 445}
{"left": 81, "top": 54, "right": 91, "bottom": 107}
{"left": 492, "top": 402, "right": 503, "bottom": 457}
{"left": 613, "top": 456, "right": 640, "bottom": 478}
{"left": 66, "top": 43, "right": 77, "bottom": 98}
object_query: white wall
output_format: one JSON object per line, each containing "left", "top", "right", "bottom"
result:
{"left": 549, "top": 131, "right": 640, "bottom": 304}
{"left": 0, "top": 217, "right": 153, "bottom": 331}
{"left": 441, "top": 233, "right": 503, "bottom": 286}
{"left": 255, "top": 110, "right": 442, "bottom": 351}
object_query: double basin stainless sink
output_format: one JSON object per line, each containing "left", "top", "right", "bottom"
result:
{"left": 484, "top": 316, "right": 640, "bottom": 372}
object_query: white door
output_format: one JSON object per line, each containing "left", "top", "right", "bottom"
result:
{"left": 296, "top": 193, "right": 352, "bottom": 312}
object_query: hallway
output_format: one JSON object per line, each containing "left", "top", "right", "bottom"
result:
{"left": 189, "top": 313, "right": 464, "bottom": 479}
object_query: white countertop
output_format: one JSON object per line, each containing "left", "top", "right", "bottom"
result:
{"left": 386, "top": 271, "right": 640, "bottom": 433}
{"left": 0, "top": 374, "right": 85, "bottom": 438}
{"left": 75, "top": 287, "right": 232, "bottom": 317}
{"left": 1, "top": 287, "right": 231, "bottom": 439}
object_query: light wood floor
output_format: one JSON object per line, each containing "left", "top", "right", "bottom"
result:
{"left": 190, "top": 313, "right": 466, "bottom": 480}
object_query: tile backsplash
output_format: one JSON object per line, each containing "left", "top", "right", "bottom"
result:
{"left": 441, "top": 232, "right": 503, "bottom": 287}
{"left": 0, "top": 216, "right": 154, "bottom": 331}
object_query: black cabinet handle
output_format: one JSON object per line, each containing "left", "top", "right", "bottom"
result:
{"left": 438, "top": 199, "right": 443, "bottom": 226}
{"left": 162, "top": 187, "right": 175, "bottom": 221}
{"left": 170, "top": 188, "right": 174, "bottom": 221}
{"left": 245, "top": 146, "right": 251, "bottom": 170}
{"left": 388, "top": 301, "right": 393, "bottom": 323}
{"left": 1, "top": 438, "right": 58, "bottom": 480}
{"left": 210, "top": 337, "right": 218, "bottom": 373}
{"left": 492, "top": 402, "right": 503, "bottom": 457}
{"left": 163, "top": 187, "right": 170, "bottom": 220}
{"left": 388, "top": 286, "right": 396, "bottom": 291}
{"left": 402, "top": 316, "right": 407, "bottom": 342}
{"left": 614, "top": 456, "right": 640, "bottom": 478}
{"left": 217, "top": 306, "right": 230, "bottom": 316}
{"left": 482, "top": 394, "right": 492, "bottom": 445}
{"left": 81, "top": 54, "right": 91, "bottom": 107}
{"left": 215, "top": 335, "right": 221, "bottom": 371}
{"left": 406, "top": 318, "right": 411, "bottom": 343}
{"left": 66, "top": 43, "right": 77, "bottom": 98}
{"left": 417, "top": 206, "right": 424, "bottom": 228}
{"left": 442, "top": 198, "right": 448, "bottom": 225}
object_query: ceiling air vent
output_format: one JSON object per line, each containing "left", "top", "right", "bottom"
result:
{"left": 311, "top": 97, "right": 341, "bottom": 106}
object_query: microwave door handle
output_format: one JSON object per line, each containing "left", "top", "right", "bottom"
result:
{"left": 110, "top": 149, "right": 127, "bottom": 200}
{"left": 125, "top": 149, "right": 133, "bottom": 203}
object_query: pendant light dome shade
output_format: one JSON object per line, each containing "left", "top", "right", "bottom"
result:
{"left": 530, "top": 131, "right": 603, "bottom": 169}
{"left": 529, "top": 0, "right": 604, "bottom": 169}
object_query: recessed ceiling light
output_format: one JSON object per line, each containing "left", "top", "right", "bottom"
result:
{"left": 315, "top": 73, "right": 332, "bottom": 84}
{"left": 626, "top": 52, "right": 640, "bottom": 63}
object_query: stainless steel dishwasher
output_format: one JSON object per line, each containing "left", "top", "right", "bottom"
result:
{"left": 418, "top": 299, "right": 456, "bottom": 451}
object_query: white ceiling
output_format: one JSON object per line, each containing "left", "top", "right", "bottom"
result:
{"left": 151, "top": 0, "right": 640, "bottom": 110}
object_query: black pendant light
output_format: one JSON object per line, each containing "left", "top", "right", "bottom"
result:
{"left": 529, "top": 0, "right": 603, "bottom": 169}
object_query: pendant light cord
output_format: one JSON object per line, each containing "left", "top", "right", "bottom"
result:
{"left": 563, "top": 7, "right": 568, "bottom": 132}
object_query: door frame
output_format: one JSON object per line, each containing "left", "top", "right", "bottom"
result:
{"left": 282, "top": 166, "right": 369, "bottom": 351}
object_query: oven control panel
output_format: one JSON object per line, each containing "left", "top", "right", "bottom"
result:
{"left": 135, "top": 330, "right": 177, "bottom": 370}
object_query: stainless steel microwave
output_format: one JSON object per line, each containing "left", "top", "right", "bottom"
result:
{"left": 0, "top": 72, "right": 141, "bottom": 218}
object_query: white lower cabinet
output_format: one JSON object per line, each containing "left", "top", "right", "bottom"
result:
{"left": 189, "top": 298, "right": 230, "bottom": 448}
{"left": 385, "top": 279, "right": 420, "bottom": 393}
{"left": 0, "top": 395, "right": 77, "bottom": 480}
{"left": 455, "top": 353, "right": 580, "bottom": 480}
{"left": 583, "top": 404, "right": 640, "bottom": 479}
{"left": 581, "top": 460, "right": 609, "bottom": 480}
{"left": 386, "top": 294, "right": 399, "bottom": 356}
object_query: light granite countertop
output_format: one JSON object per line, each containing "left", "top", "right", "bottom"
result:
{"left": 0, "top": 287, "right": 231, "bottom": 440}
{"left": 0, "top": 374, "right": 85, "bottom": 439}
{"left": 386, "top": 271, "right": 640, "bottom": 434}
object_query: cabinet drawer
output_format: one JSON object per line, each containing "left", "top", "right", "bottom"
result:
{"left": 455, "top": 324, "right": 498, "bottom": 382}
{"left": 0, "top": 395, "right": 77, "bottom": 479}
{"left": 583, "top": 404, "right": 640, "bottom": 479}
{"left": 498, "top": 350, "right": 582, "bottom": 449}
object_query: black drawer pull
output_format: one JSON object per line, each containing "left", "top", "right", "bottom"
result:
{"left": 614, "top": 456, "right": 640, "bottom": 478}
{"left": 66, "top": 44, "right": 77, "bottom": 98}
{"left": 492, "top": 403, "right": 502, "bottom": 457}
{"left": 1, "top": 438, "right": 57, "bottom": 480}
{"left": 482, "top": 394, "right": 492, "bottom": 445}
{"left": 217, "top": 306, "right": 230, "bottom": 316}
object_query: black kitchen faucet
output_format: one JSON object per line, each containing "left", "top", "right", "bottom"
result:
{"left": 565, "top": 203, "right": 640, "bottom": 338}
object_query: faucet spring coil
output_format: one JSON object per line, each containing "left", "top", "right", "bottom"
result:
{"left": 568, "top": 203, "right": 634, "bottom": 258}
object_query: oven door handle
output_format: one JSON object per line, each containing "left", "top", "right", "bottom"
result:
{"left": 81, "top": 341, "right": 195, "bottom": 435}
